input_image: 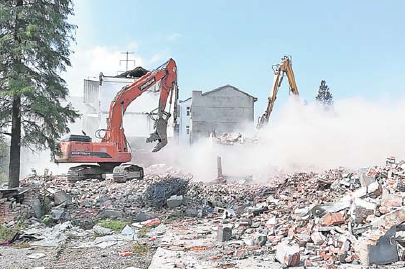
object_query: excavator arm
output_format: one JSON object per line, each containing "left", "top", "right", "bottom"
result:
{"left": 257, "top": 56, "right": 299, "bottom": 128}
{"left": 102, "top": 58, "right": 178, "bottom": 152}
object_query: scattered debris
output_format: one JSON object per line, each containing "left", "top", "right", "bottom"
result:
{"left": 356, "top": 225, "right": 399, "bottom": 265}
{"left": 141, "top": 218, "right": 160, "bottom": 227}
{"left": 93, "top": 225, "right": 113, "bottom": 236}
{"left": 321, "top": 212, "right": 345, "bottom": 226}
{"left": 210, "top": 132, "right": 258, "bottom": 145}
{"left": 27, "top": 253, "right": 46, "bottom": 259}
{"left": 166, "top": 195, "right": 183, "bottom": 208}
{"left": 3, "top": 156, "right": 405, "bottom": 268}
{"left": 217, "top": 226, "right": 232, "bottom": 242}
{"left": 53, "top": 190, "right": 72, "bottom": 205}
{"left": 276, "top": 242, "right": 300, "bottom": 267}
{"left": 119, "top": 250, "right": 133, "bottom": 257}
{"left": 121, "top": 225, "right": 135, "bottom": 235}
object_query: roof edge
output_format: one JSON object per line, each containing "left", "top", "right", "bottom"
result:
{"left": 202, "top": 84, "right": 257, "bottom": 99}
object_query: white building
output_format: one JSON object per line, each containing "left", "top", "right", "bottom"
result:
{"left": 178, "top": 97, "right": 192, "bottom": 145}
{"left": 82, "top": 73, "right": 176, "bottom": 150}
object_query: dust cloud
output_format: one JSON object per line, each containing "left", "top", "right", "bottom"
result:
{"left": 256, "top": 97, "right": 405, "bottom": 171}
{"left": 20, "top": 97, "right": 405, "bottom": 182}
{"left": 153, "top": 97, "right": 405, "bottom": 182}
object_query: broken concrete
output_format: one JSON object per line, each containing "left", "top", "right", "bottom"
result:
{"left": 92, "top": 225, "right": 113, "bottom": 236}
{"left": 360, "top": 169, "right": 377, "bottom": 187}
{"left": 166, "top": 195, "right": 183, "bottom": 208}
{"left": 31, "top": 197, "right": 43, "bottom": 219}
{"left": 356, "top": 226, "right": 399, "bottom": 265}
{"left": 350, "top": 198, "right": 377, "bottom": 223}
{"left": 121, "top": 225, "right": 135, "bottom": 235}
{"left": 54, "top": 191, "right": 72, "bottom": 205}
{"left": 217, "top": 226, "right": 232, "bottom": 242}
{"left": 276, "top": 242, "right": 300, "bottom": 267}
{"left": 102, "top": 209, "right": 123, "bottom": 219}
{"left": 371, "top": 206, "right": 405, "bottom": 228}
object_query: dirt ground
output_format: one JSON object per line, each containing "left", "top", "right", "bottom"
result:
{"left": 0, "top": 241, "right": 155, "bottom": 269}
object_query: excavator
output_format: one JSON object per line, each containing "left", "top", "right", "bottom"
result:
{"left": 55, "top": 58, "right": 178, "bottom": 182}
{"left": 257, "top": 56, "right": 299, "bottom": 128}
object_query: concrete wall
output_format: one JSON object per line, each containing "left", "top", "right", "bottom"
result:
{"left": 190, "top": 85, "right": 255, "bottom": 143}
{"left": 178, "top": 98, "right": 192, "bottom": 145}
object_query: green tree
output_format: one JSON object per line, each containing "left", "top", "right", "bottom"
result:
{"left": 0, "top": 0, "right": 79, "bottom": 188}
{"left": 316, "top": 80, "right": 333, "bottom": 106}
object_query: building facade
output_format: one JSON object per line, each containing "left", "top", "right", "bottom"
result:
{"left": 178, "top": 97, "right": 192, "bottom": 145}
{"left": 178, "top": 84, "right": 256, "bottom": 144}
{"left": 82, "top": 75, "right": 176, "bottom": 150}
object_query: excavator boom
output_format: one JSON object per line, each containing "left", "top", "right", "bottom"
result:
{"left": 102, "top": 59, "right": 178, "bottom": 153}
{"left": 257, "top": 56, "right": 299, "bottom": 128}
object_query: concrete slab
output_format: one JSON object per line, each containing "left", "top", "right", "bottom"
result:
{"left": 148, "top": 247, "right": 284, "bottom": 269}
{"left": 149, "top": 221, "right": 284, "bottom": 269}
{"left": 148, "top": 247, "right": 214, "bottom": 269}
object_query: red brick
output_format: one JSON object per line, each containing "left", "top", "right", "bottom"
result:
{"left": 321, "top": 213, "right": 345, "bottom": 226}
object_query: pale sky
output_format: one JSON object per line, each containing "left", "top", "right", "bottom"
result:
{"left": 63, "top": 0, "right": 405, "bottom": 116}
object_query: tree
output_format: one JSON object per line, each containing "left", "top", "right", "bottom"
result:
{"left": 0, "top": 0, "right": 79, "bottom": 188}
{"left": 315, "top": 80, "right": 333, "bottom": 106}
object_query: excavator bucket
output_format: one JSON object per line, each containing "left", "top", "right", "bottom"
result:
{"left": 146, "top": 117, "right": 168, "bottom": 152}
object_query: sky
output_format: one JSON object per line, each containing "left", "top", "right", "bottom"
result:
{"left": 63, "top": 0, "right": 405, "bottom": 117}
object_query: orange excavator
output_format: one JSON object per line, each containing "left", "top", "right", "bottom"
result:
{"left": 257, "top": 56, "right": 299, "bottom": 128}
{"left": 55, "top": 58, "right": 178, "bottom": 182}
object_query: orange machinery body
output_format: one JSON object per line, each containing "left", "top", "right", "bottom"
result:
{"left": 56, "top": 141, "right": 131, "bottom": 164}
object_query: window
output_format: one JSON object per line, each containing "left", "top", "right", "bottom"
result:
{"left": 186, "top": 126, "right": 190, "bottom": 135}
{"left": 186, "top": 106, "right": 191, "bottom": 116}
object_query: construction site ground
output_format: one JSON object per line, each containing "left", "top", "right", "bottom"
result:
{"left": 2, "top": 159, "right": 405, "bottom": 269}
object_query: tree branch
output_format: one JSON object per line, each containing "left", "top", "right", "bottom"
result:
{"left": 0, "top": 132, "right": 12, "bottom": 136}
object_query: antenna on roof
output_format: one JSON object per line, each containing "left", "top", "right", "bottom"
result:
{"left": 119, "top": 51, "right": 135, "bottom": 72}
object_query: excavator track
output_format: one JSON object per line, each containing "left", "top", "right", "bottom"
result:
{"left": 112, "top": 164, "right": 144, "bottom": 183}
{"left": 67, "top": 163, "right": 144, "bottom": 183}
{"left": 67, "top": 164, "right": 105, "bottom": 182}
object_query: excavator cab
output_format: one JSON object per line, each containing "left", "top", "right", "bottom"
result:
{"left": 60, "top": 134, "right": 92, "bottom": 143}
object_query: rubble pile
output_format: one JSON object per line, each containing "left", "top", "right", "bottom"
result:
{"left": 2, "top": 158, "right": 405, "bottom": 267}
{"left": 199, "top": 158, "right": 405, "bottom": 267}
{"left": 8, "top": 174, "right": 260, "bottom": 227}
{"left": 210, "top": 132, "right": 258, "bottom": 145}
{"left": 13, "top": 174, "right": 191, "bottom": 227}
{"left": 0, "top": 188, "right": 39, "bottom": 224}
{"left": 187, "top": 182, "right": 271, "bottom": 209}
{"left": 0, "top": 169, "right": 57, "bottom": 224}
{"left": 144, "top": 177, "right": 189, "bottom": 208}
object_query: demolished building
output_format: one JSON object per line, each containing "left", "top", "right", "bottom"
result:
{"left": 178, "top": 85, "right": 257, "bottom": 144}
{"left": 3, "top": 157, "right": 405, "bottom": 268}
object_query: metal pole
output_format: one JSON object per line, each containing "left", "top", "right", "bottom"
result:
{"left": 120, "top": 51, "right": 135, "bottom": 71}
{"left": 217, "top": 156, "right": 223, "bottom": 178}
